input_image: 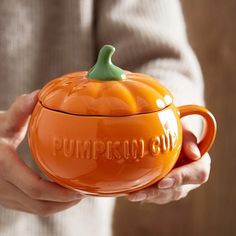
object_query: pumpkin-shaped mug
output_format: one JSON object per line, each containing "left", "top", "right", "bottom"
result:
{"left": 28, "top": 45, "right": 217, "bottom": 196}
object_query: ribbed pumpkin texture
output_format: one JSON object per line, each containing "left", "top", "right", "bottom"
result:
{"left": 39, "top": 71, "right": 173, "bottom": 116}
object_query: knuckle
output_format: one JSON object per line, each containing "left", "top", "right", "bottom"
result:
{"left": 147, "top": 188, "right": 158, "bottom": 200}
{"left": 198, "top": 169, "right": 209, "bottom": 184}
{"left": 172, "top": 173, "right": 182, "bottom": 186}
{"left": 173, "top": 191, "right": 183, "bottom": 201}
{"left": 27, "top": 177, "right": 46, "bottom": 200}
{"left": 28, "top": 186, "right": 43, "bottom": 200}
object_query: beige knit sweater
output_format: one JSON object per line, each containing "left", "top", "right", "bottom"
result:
{"left": 0, "top": 0, "right": 204, "bottom": 235}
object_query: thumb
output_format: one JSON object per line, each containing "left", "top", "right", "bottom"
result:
{"left": 182, "top": 129, "right": 201, "bottom": 161}
{"left": 4, "top": 90, "right": 39, "bottom": 140}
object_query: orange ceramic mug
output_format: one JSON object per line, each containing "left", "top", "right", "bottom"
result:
{"left": 28, "top": 45, "right": 217, "bottom": 196}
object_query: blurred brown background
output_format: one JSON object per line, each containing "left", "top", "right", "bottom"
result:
{"left": 113, "top": 1, "right": 236, "bottom": 235}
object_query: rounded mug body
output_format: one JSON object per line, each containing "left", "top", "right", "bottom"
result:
{"left": 28, "top": 102, "right": 182, "bottom": 196}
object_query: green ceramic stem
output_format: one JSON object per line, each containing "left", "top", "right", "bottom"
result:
{"left": 88, "top": 45, "right": 126, "bottom": 81}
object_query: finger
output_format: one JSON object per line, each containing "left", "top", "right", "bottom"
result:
{"left": 128, "top": 184, "right": 200, "bottom": 204}
{"left": 182, "top": 129, "right": 201, "bottom": 161}
{"left": 0, "top": 200, "right": 35, "bottom": 214}
{"left": 145, "top": 184, "right": 200, "bottom": 204}
{"left": 1, "top": 147, "right": 84, "bottom": 202}
{"left": 28, "top": 199, "right": 80, "bottom": 217}
{"left": 0, "top": 179, "right": 80, "bottom": 217}
{"left": 4, "top": 90, "right": 39, "bottom": 139}
{"left": 158, "top": 153, "right": 211, "bottom": 188}
{"left": 128, "top": 187, "right": 174, "bottom": 203}
{"left": 129, "top": 154, "right": 211, "bottom": 201}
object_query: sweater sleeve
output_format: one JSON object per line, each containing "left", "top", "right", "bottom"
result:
{"left": 95, "top": 0, "right": 204, "bottom": 135}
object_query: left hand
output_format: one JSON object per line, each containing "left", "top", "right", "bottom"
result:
{"left": 128, "top": 127, "right": 211, "bottom": 204}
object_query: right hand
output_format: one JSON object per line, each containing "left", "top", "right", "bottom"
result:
{"left": 0, "top": 91, "right": 85, "bottom": 217}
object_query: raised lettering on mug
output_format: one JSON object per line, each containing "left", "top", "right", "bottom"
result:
{"left": 138, "top": 139, "right": 145, "bottom": 159}
{"left": 76, "top": 140, "right": 91, "bottom": 159}
{"left": 107, "top": 139, "right": 145, "bottom": 160}
{"left": 123, "top": 140, "right": 130, "bottom": 159}
{"left": 169, "top": 131, "right": 177, "bottom": 150}
{"left": 112, "top": 141, "right": 121, "bottom": 159}
{"left": 52, "top": 133, "right": 177, "bottom": 160}
{"left": 131, "top": 139, "right": 139, "bottom": 159}
{"left": 149, "top": 136, "right": 161, "bottom": 156}
{"left": 106, "top": 141, "right": 113, "bottom": 160}
{"left": 149, "top": 130, "right": 177, "bottom": 157}
{"left": 63, "top": 138, "right": 75, "bottom": 158}
{"left": 53, "top": 137, "right": 62, "bottom": 156}
{"left": 92, "top": 140, "right": 105, "bottom": 160}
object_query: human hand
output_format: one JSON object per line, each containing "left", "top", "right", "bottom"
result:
{"left": 0, "top": 91, "right": 85, "bottom": 216}
{"left": 128, "top": 127, "right": 211, "bottom": 204}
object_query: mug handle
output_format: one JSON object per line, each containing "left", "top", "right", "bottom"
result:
{"left": 178, "top": 105, "right": 217, "bottom": 156}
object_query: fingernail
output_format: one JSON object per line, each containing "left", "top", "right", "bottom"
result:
{"left": 188, "top": 143, "right": 201, "bottom": 159}
{"left": 129, "top": 193, "right": 147, "bottom": 202}
{"left": 158, "top": 178, "right": 175, "bottom": 189}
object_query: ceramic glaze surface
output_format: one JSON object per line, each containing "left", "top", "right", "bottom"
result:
{"left": 28, "top": 45, "right": 217, "bottom": 196}
{"left": 29, "top": 103, "right": 182, "bottom": 195}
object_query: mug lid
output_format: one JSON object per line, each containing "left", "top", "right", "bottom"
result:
{"left": 38, "top": 45, "right": 173, "bottom": 116}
